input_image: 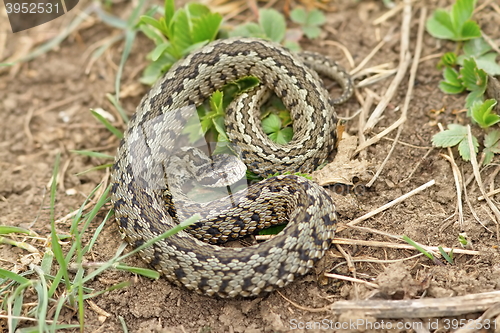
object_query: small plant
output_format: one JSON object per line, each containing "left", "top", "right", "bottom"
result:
{"left": 425, "top": 0, "right": 480, "bottom": 41}
{"left": 426, "top": 0, "right": 500, "bottom": 164}
{"left": 229, "top": 8, "right": 300, "bottom": 51}
{"left": 403, "top": 236, "right": 453, "bottom": 265}
{"left": 139, "top": 0, "right": 223, "bottom": 84}
{"left": 290, "top": 8, "right": 326, "bottom": 39}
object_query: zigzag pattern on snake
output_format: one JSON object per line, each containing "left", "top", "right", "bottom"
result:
{"left": 110, "top": 38, "right": 353, "bottom": 297}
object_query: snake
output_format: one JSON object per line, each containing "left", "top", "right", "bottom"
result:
{"left": 110, "top": 38, "right": 353, "bottom": 297}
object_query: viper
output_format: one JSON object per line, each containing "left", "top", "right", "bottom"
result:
{"left": 110, "top": 38, "right": 353, "bottom": 297}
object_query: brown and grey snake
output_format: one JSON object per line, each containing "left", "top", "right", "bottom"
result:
{"left": 110, "top": 38, "right": 353, "bottom": 297}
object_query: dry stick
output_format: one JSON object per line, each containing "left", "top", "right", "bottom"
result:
{"left": 346, "top": 224, "right": 442, "bottom": 259}
{"left": 329, "top": 291, "right": 500, "bottom": 318}
{"left": 356, "top": 69, "right": 398, "bottom": 87}
{"left": 330, "top": 253, "right": 425, "bottom": 266}
{"left": 454, "top": 302, "right": 500, "bottom": 333}
{"left": 354, "top": 55, "right": 410, "bottom": 153}
{"left": 438, "top": 144, "right": 464, "bottom": 230}
{"left": 466, "top": 126, "right": 500, "bottom": 226}
{"left": 478, "top": 187, "right": 500, "bottom": 201}
{"left": 372, "top": 1, "right": 406, "bottom": 25}
{"left": 331, "top": 238, "right": 480, "bottom": 255}
{"left": 324, "top": 273, "right": 379, "bottom": 289}
{"left": 482, "top": 31, "right": 500, "bottom": 55}
{"left": 350, "top": 38, "right": 388, "bottom": 76}
{"left": 337, "top": 179, "right": 436, "bottom": 231}
{"left": 321, "top": 41, "right": 355, "bottom": 69}
{"left": 475, "top": 0, "right": 497, "bottom": 13}
{"left": 464, "top": 182, "right": 495, "bottom": 234}
{"left": 363, "top": 0, "right": 412, "bottom": 133}
{"left": 357, "top": 91, "right": 373, "bottom": 160}
{"left": 365, "top": 7, "right": 427, "bottom": 186}
{"left": 279, "top": 290, "right": 500, "bottom": 317}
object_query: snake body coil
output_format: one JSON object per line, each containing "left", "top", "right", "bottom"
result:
{"left": 110, "top": 38, "right": 352, "bottom": 297}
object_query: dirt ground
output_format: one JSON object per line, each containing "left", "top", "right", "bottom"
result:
{"left": 1, "top": 0, "right": 500, "bottom": 332}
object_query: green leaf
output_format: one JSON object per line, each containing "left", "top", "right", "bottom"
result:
{"left": 259, "top": 9, "right": 286, "bottom": 43}
{"left": 150, "top": 42, "right": 170, "bottom": 61}
{"left": 460, "top": 57, "right": 487, "bottom": 92}
{"left": 140, "top": 24, "right": 166, "bottom": 45}
{"left": 443, "top": 67, "right": 462, "bottom": 86}
{"left": 302, "top": 26, "right": 321, "bottom": 39}
{"left": 191, "top": 12, "right": 222, "bottom": 43}
{"left": 229, "top": 23, "right": 265, "bottom": 38}
{"left": 209, "top": 91, "right": 224, "bottom": 114}
{"left": 470, "top": 99, "right": 500, "bottom": 128}
{"left": 283, "top": 40, "right": 301, "bottom": 52}
{"left": 451, "top": 0, "right": 476, "bottom": 32}
{"left": 465, "top": 89, "right": 484, "bottom": 108}
{"left": 426, "top": 9, "right": 456, "bottom": 40}
{"left": 290, "top": 8, "right": 307, "bottom": 24}
{"left": 439, "top": 67, "right": 465, "bottom": 94}
{"left": 164, "top": 0, "right": 175, "bottom": 37}
{"left": 271, "top": 127, "right": 293, "bottom": 144}
{"left": 186, "top": 2, "right": 210, "bottom": 17}
{"left": 483, "top": 130, "right": 500, "bottom": 165}
{"left": 262, "top": 113, "right": 282, "bottom": 134}
{"left": 475, "top": 53, "right": 500, "bottom": 76}
{"left": 140, "top": 15, "right": 164, "bottom": 34}
{"left": 170, "top": 9, "right": 192, "bottom": 56}
{"left": 457, "top": 133, "right": 479, "bottom": 161}
{"left": 432, "top": 123, "right": 468, "bottom": 148}
{"left": 459, "top": 20, "right": 481, "bottom": 40}
{"left": 307, "top": 9, "right": 326, "bottom": 26}
{"left": 463, "top": 37, "right": 492, "bottom": 58}
{"left": 140, "top": 54, "right": 175, "bottom": 84}
{"left": 439, "top": 52, "right": 458, "bottom": 68}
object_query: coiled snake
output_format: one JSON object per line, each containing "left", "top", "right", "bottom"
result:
{"left": 110, "top": 38, "right": 353, "bottom": 297}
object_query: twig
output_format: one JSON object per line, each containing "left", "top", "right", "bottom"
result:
{"left": 350, "top": 38, "right": 388, "bottom": 76}
{"left": 338, "top": 180, "right": 435, "bottom": 230}
{"left": 323, "top": 273, "right": 379, "bottom": 289}
{"left": 327, "top": 291, "right": 500, "bottom": 318}
{"left": 365, "top": 6, "right": 426, "bottom": 186}
{"left": 279, "top": 291, "right": 500, "bottom": 318}
{"left": 331, "top": 238, "right": 480, "bottom": 256}
{"left": 372, "top": 1, "right": 406, "bottom": 25}
{"left": 478, "top": 188, "right": 500, "bottom": 201}
{"left": 466, "top": 126, "right": 500, "bottom": 226}
{"left": 363, "top": 0, "right": 413, "bottom": 132}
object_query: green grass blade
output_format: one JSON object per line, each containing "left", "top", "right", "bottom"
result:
{"left": 90, "top": 109, "right": 123, "bottom": 139}
{"left": 71, "top": 150, "right": 114, "bottom": 159}
{"left": 106, "top": 93, "right": 129, "bottom": 123}
{"left": 0, "top": 226, "right": 37, "bottom": 236}
{"left": 402, "top": 235, "right": 434, "bottom": 260}
{"left": 115, "top": 30, "right": 137, "bottom": 101}
{"left": 0, "top": 268, "right": 30, "bottom": 284}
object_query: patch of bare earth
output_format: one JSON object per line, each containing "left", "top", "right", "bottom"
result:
{"left": 1, "top": 0, "right": 499, "bottom": 332}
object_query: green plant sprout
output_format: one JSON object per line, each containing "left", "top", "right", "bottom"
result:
{"left": 426, "top": 0, "right": 500, "bottom": 164}
{"left": 139, "top": 0, "right": 222, "bottom": 84}
{"left": 425, "top": 0, "right": 480, "bottom": 41}
{"left": 290, "top": 8, "right": 326, "bottom": 40}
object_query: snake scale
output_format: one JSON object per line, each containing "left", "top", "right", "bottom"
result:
{"left": 110, "top": 38, "right": 353, "bottom": 297}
